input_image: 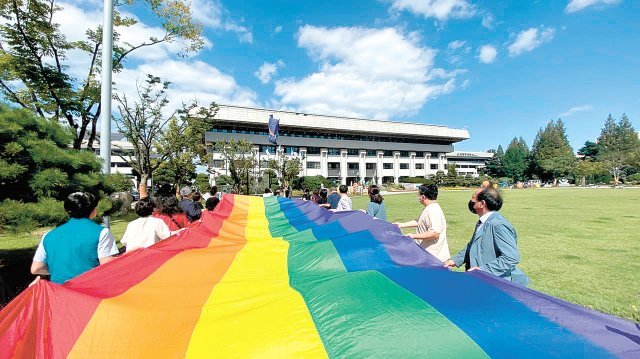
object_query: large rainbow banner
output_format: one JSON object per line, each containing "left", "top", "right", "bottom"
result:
{"left": 0, "top": 195, "right": 638, "bottom": 358}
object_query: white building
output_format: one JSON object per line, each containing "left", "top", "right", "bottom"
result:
{"left": 445, "top": 151, "right": 494, "bottom": 177}
{"left": 87, "top": 134, "right": 136, "bottom": 177}
{"left": 207, "top": 105, "right": 492, "bottom": 185}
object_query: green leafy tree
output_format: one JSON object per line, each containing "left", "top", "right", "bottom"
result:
{"left": 114, "top": 75, "right": 217, "bottom": 196}
{"left": 596, "top": 114, "right": 640, "bottom": 184}
{"left": 193, "top": 173, "right": 211, "bottom": 193}
{"left": 214, "top": 139, "right": 256, "bottom": 194}
{"left": 447, "top": 162, "right": 458, "bottom": 178}
{"left": 531, "top": 119, "right": 575, "bottom": 185}
{"left": 0, "top": 0, "right": 204, "bottom": 149}
{"left": 573, "top": 160, "right": 607, "bottom": 186}
{"left": 0, "top": 104, "right": 106, "bottom": 202}
{"left": 503, "top": 137, "right": 529, "bottom": 182}
{"left": 577, "top": 140, "right": 600, "bottom": 160}
{"left": 267, "top": 154, "right": 302, "bottom": 187}
{"left": 485, "top": 145, "right": 504, "bottom": 177}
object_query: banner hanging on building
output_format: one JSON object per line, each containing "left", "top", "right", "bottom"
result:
{"left": 268, "top": 114, "right": 280, "bottom": 145}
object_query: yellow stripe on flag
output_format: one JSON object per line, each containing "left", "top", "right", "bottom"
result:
{"left": 186, "top": 196, "right": 327, "bottom": 358}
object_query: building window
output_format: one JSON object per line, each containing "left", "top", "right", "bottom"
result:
{"left": 306, "top": 161, "right": 320, "bottom": 169}
{"left": 415, "top": 164, "right": 423, "bottom": 169}
{"left": 284, "top": 146, "right": 299, "bottom": 155}
{"left": 366, "top": 150, "right": 377, "bottom": 156}
{"left": 415, "top": 151, "right": 424, "bottom": 158}
{"left": 431, "top": 152, "right": 439, "bottom": 157}
{"left": 260, "top": 145, "right": 276, "bottom": 153}
{"left": 383, "top": 163, "right": 393, "bottom": 169}
{"left": 444, "top": 164, "right": 448, "bottom": 169}
{"left": 306, "top": 147, "right": 321, "bottom": 155}
{"left": 347, "top": 149, "right": 359, "bottom": 156}
{"left": 347, "top": 163, "right": 359, "bottom": 169}
{"left": 430, "top": 164, "right": 438, "bottom": 170}
{"left": 400, "top": 163, "right": 409, "bottom": 169}
{"left": 366, "top": 163, "right": 376, "bottom": 169}
{"left": 383, "top": 150, "right": 393, "bottom": 157}
{"left": 328, "top": 148, "right": 340, "bottom": 155}
{"left": 328, "top": 162, "right": 340, "bottom": 169}
{"left": 399, "top": 151, "right": 409, "bottom": 158}
{"left": 213, "top": 160, "right": 225, "bottom": 168}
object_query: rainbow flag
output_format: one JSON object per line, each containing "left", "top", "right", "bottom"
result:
{"left": 0, "top": 195, "right": 637, "bottom": 358}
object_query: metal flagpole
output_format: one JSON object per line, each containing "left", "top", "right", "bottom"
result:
{"left": 99, "top": 0, "right": 114, "bottom": 227}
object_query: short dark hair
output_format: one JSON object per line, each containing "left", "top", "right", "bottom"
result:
{"left": 193, "top": 192, "right": 202, "bottom": 202}
{"left": 369, "top": 186, "right": 383, "bottom": 204}
{"left": 319, "top": 188, "right": 328, "bottom": 198}
{"left": 210, "top": 186, "right": 218, "bottom": 195}
{"left": 339, "top": 184, "right": 348, "bottom": 194}
{"left": 64, "top": 192, "right": 98, "bottom": 218}
{"left": 205, "top": 197, "right": 220, "bottom": 211}
{"left": 159, "top": 196, "right": 182, "bottom": 215}
{"left": 135, "top": 197, "right": 155, "bottom": 217}
{"left": 418, "top": 183, "right": 438, "bottom": 200}
{"left": 265, "top": 188, "right": 273, "bottom": 194}
{"left": 477, "top": 187, "right": 503, "bottom": 211}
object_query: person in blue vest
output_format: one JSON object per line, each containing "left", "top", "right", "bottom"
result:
{"left": 30, "top": 192, "right": 119, "bottom": 284}
{"left": 444, "top": 187, "right": 530, "bottom": 286}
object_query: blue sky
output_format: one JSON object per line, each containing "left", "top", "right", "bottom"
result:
{"left": 60, "top": 0, "right": 639, "bottom": 152}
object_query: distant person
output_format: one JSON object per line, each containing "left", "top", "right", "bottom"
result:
{"left": 193, "top": 192, "right": 204, "bottom": 211}
{"left": 178, "top": 186, "right": 201, "bottom": 222}
{"left": 121, "top": 198, "right": 174, "bottom": 253}
{"left": 153, "top": 196, "right": 189, "bottom": 231}
{"left": 311, "top": 189, "right": 320, "bottom": 203}
{"left": 205, "top": 197, "right": 220, "bottom": 212}
{"left": 285, "top": 186, "right": 291, "bottom": 198}
{"left": 481, "top": 180, "right": 492, "bottom": 189}
{"left": 31, "top": 192, "right": 119, "bottom": 284}
{"left": 366, "top": 185, "right": 387, "bottom": 221}
{"left": 327, "top": 187, "right": 340, "bottom": 209}
{"left": 263, "top": 188, "right": 273, "bottom": 198}
{"left": 203, "top": 185, "right": 221, "bottom": 201}
{"left": 301, "top": 188, "right": 311, "bottom": 201}
{"left": 335, "top": 184, "right": 352, "bottom": 211}
{"left": 394, "top": 184, "right": 450, "bottom": 262}
{"left": 317, "top": 188, "right": 331, "bottom": 209}
{"left": 444, "top": 187, "right": 530, "bottom": 286}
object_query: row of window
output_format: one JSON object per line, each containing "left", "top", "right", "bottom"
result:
{"left": 256, "top": 145, "right": 441, "bottom": 158}
{"left": 306, "top": 162, "right": 438, "bottom": 170}
{"left": 212, "top": 125, "right": 453, "bottom": 145}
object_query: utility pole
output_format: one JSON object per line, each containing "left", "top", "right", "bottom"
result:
{"left": 99, "top": 0, "right": 114, "bottom": 227}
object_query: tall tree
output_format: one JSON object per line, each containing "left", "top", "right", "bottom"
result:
{"left": 597, "top": 114, "right": 640, "bottom": 184}
{"left": 503, "top": 137, "right": 529, "bottom": 182}
{"left": 0, "top": 0, "right": 203, "bottom": 149}
{"left": 577, "top": 140, "right": 600, "bottom": 160}
{"left": 267, "top": 153, "right": 302, "bottom": 187}
{"left": 485, "top": 145, "right": 504, "bottom": 177}
{"left": 113, "top": 75, "right": 216, "bottom": 197}
{"left": 214, "top": 139, "right": 256, "bottom": 194}
{"left": 531, "top": 119, "right": 576, "bottom": 185}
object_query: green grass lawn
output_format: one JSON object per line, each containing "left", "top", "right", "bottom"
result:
{"left": 1, "top": 189, "right": 639, "bottom": 322}
{"left": 352, "top": 188, "right": 640, "bottom": 322}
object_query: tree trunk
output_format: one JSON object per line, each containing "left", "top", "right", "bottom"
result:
{"left": 139, "top": 173, "right": 149, "bottom": 199}
{"left": 581, "top": 176, "right": 586, "bottom": 187}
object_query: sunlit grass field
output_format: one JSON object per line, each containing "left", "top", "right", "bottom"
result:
{"left": 1, "top": 189, "right": 638, "bottom": 321}
{"left": 352, "top": 188, "right": 640, "bottom": 322}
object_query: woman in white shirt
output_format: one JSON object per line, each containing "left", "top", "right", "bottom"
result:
{"left": 121, "top": 197, "right": 173, "bottom": 252}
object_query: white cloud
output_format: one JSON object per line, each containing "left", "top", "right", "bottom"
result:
{"left": 565, "top": 0, "right": 621, "bottom": 13}
{"left": 481, "top": 13, "right": 495, "bottom": 29}
{"left": 507, "top": 27, "right": 555, "bottom": 57}
{"left": 275, "top": 25, "right": 283, "bottom": 33}
{"left": 113, "top": 60, "right": 258, "bottom": 111}
{"left": 478, "top": 45, "right": 497, "bottom": 64}
{"left": 175, "top": 0, "right": 253, "bottom": 43}
{"left": 255, "top": 60, "right": 285, "bottom": 84}
{"left": 273, "top": 26, "right": 462, "bottom": 120}
{"left": 389, "top": 0, "right": 476, "bottom": 21}
{"left": 446, "top": 40, "right": 470, "bottom": 64}
{"left": 559, "top": 105, "right": 593, "bottom": 117}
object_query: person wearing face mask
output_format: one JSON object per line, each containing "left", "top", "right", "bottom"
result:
{"left": 445, "top": 187, "right": 529, "bottom": 286}
{"left": 394, "top": 184, "right": 450, "bottom": 263}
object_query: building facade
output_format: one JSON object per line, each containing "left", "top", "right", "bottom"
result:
{"left": 206, "top": 105, "right": 492, "bottom": 185}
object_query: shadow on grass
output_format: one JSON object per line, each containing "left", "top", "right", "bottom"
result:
{"left": 0, "top": 246, "right": 37, "bottom": 309}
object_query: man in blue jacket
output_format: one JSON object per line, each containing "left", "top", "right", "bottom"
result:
{"left": 444, "top": 187, "right": 529, "bottom": 286}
